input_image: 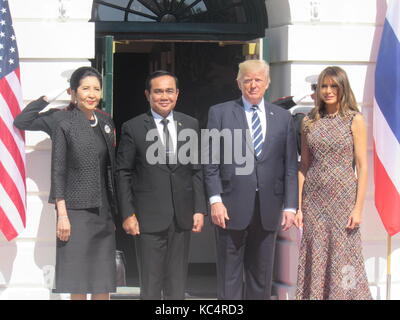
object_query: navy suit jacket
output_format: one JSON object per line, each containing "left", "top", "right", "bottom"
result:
{"left": 203, "top": 98, "right": 298, "bottom": 231}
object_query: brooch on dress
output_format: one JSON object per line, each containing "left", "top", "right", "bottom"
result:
{"left": 104, "top": 124, "right": 111, "bottom": 134}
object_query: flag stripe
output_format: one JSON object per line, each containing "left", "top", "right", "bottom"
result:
{"left": 386, "top": 0, "right": 400, "bottom": 41}
{"left": 6, "top": 70, "right": 24, "bottom": 113}
{"left": 0, "top": 183, "right": 25, "bottom": 239}
{"left": 0, "top": 118, "right": 26, "bottom": 180}
{"left": 373, "top": 0, "right": 400, "bottom": 236}
{"left": 0, "top": 162, "right": 26, "bottom": 224}
{"left": 0, "top": 92, "right": 25, "bottom": 144}
{"left": 0, "top": 205, "right": 18, "bottom": 241}
{"left": 5, "top": 70, "right": 25, "bottom": 140}
{"left": 373, "top": 99, "right": 400, "bottom": 193}
{"left": 374, "top": 145, "right": 400, "bottom": 236}
{"left": 14, "top": 67, "right": 20, "bottom": 80}
{"left": 0, "top": 139, "right": 26, "bottom": 202}
{"left": 0, "top": 75, "right": 22, "bottom": 119}
{"left": 375, "top": 19, "right": 400, "bottom": 143}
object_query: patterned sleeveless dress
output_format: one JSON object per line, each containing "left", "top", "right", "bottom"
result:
{"left": 296, "top": 111, "right": 372, "bottom": 300}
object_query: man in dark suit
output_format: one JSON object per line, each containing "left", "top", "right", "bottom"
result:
{"left": 203, "top": 59, "right": 298, "bottom": 300}
{"left": 273, "top": 74, "right": 317, "bottom": 156}
{"left": 116, "top": 70, "right": 207, "bottom": 300}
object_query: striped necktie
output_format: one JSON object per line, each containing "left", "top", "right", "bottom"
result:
{"left": 251, "top": 105, "right": 263, "bottom": 159}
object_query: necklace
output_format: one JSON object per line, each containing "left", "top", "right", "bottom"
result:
{"left": 90, "top": 113, "right": 98, "bottom": 127}
{"left": 325, "top": 112, "right": 338, "bottom": 119}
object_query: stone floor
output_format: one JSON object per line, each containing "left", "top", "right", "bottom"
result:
{"left": 111, "top": 263, "right": 217, "bottom": 300}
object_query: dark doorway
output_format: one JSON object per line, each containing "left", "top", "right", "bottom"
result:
{"left": 112, "top": 52, "right": 149, "bottom": 287}
{"left": 113, "top": 52, "right": 149, "bottom": 143}
{"left": 112, "top": 41, "right": 242, "bottom": 292}
{"left": 113, "top": 42, "right": 242, "bottom": 129}
{"left": 174, "top": 42, "right": 242, "bottom": 128}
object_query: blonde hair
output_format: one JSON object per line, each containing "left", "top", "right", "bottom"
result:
{"left": 236, "top": 59, "right": 270, "bottom": 83}
{"left": 305, "top": 66, "right": 358, "bottom": 129}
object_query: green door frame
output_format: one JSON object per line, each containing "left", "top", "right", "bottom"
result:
{"left": 95, "top": 35, "right": 114, "bottom": 115}
{"left": 96, "top": 22, "right": 262, "bottom": 41}
{"left": 103, "top": 35, "right": 114, "bottom": 115}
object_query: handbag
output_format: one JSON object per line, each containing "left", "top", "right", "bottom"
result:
{"left": 115, "top": 250, "right": 127, "bottom": 287}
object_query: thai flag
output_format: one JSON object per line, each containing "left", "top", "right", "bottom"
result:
{"left": 373, "top": 0, "right": 400, "bottom": 236}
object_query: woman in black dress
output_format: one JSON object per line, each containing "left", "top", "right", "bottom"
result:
{"left": 49, "top": 67, "right": 117, "bottom": 299}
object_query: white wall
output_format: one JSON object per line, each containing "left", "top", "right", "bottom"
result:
{"left": 1, "top": 0, "right": 397, "bottom": 300}
{"left": 266, "top": 0, "right": 400, "bottom": 300}
{"left": 0, "top": 0, "right": 94, "bottom": 300}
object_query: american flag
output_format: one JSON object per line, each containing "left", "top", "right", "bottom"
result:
{"left": 373, "top": 0, "right": 400, "bottom": 236}
{"left": 0, "top": 1, "right": 26, "bottom": 241}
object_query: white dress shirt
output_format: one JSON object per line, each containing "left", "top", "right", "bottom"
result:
{"left": 151, "top": 109, "right": 177, "bottom": 153}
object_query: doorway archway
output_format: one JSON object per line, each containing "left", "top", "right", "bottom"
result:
{"left": 92, "top": 0, "right": 268, "bottom": 40}
{"left": 91, "top": 0, "right": 269, "bottom": 297}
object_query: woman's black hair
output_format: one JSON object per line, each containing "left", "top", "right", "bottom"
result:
{"left": 69, "top": 66, "right": 102, "bottom": 91}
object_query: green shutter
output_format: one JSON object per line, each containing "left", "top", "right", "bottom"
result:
{"left": 96, "top": 35, "right": 114, "bottom": 116}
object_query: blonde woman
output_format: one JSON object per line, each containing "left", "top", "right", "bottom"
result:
{"left": 295, "top": 66, "right": 372, "bottom": 300}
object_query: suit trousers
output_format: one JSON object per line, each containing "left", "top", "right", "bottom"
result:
{"left": 135, "top": 219, "right": 191, "bottom": 300}
{"left": 215, "top": 194, "right": 278, "bottom": 300}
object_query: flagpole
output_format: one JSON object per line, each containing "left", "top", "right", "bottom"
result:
{"left": 386, "top": 234, "right": 392, "bottom": 300}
